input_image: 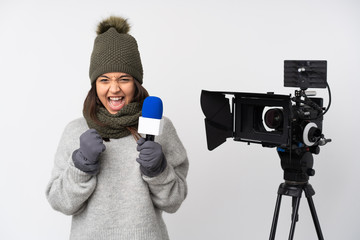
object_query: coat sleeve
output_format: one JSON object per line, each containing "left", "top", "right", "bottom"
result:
{"left": 142, "top": 117, "right": 189, "bottom": 213}
{"left": 45, "top": 120, "right": 97, "bottom": 215}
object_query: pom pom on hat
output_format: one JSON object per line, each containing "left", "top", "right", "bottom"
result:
{"left": 96, "top": 16, "right": 130, "bottom": 35}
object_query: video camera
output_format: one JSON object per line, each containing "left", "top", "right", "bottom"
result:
{"left": 201, "top": 60, "right": 331, "bottom": 182}
{"left": 201, "top": 60, "right": 332, "bottom": 239}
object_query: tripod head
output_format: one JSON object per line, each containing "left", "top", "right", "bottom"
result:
{"left": 277, "top": 146, "right": 315, "bottom": 183}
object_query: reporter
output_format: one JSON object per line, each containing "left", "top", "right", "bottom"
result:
{"left": 46, "top": 16, "right": 189, "bottom": 240}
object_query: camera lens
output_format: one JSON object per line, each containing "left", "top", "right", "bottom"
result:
{"left": 265, "top": 108, "right": 283, "bottom": 130}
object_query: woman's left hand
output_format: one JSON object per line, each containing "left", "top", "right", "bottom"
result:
{"left": 136, "top": 138, "right": 167, "bottom": 177}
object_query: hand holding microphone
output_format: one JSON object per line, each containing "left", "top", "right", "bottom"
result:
{"left": 137, "top": 96, "right": 167, "bottom": 177}
{"left": 136, "top": 138, "right": 167, "bottom": 177}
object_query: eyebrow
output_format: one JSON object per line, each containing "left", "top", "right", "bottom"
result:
{"left": 99, "top": 74, "right": 132, "bottom": 79}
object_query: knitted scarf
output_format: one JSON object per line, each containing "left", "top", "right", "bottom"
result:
{"left": 84, "top": 102, "right": 142, "bottom": 139}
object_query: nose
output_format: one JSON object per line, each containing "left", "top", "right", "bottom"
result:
{"left": 109, "top": 81, "right": 121, "bottom": 93}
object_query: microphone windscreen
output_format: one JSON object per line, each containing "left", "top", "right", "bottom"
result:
{"left": 138, "top": 96, "right": 164, "bottom": 136}
{"left": 142, "top": 96, "right": 163, "bottom": 119}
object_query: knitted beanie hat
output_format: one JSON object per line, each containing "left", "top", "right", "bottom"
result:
{"left": 89, "top": 16, "right": 143, "bottom": 84}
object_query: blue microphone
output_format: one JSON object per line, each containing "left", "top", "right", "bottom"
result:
{"left": 138, "top": 96, "right": 164, "bottom": 141}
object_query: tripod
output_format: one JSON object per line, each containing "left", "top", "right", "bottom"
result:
{"left": 269, "top": 150, "right": 324, "bottom": 240}
{"left": 269, "top": 181, "right": 324, "bottom": 240}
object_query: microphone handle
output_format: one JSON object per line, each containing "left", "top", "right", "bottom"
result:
{"left": 146, "top": 135, "right": 155, "bottom": 141}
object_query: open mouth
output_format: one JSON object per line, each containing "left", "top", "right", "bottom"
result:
{"left": 108, "top": 96, "right": 125, "bottom": 112}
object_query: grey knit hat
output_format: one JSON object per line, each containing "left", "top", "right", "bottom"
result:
{"left": 89, "top": 16, "right": 143, "bottom": 84}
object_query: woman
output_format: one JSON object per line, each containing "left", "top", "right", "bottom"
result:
{"left": 46, "top": 16, "right": 189, "bottom": 240}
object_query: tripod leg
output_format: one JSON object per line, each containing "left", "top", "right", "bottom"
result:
{"left": 291, "top": 197, "right": 299, "bottom": 222}
{"left": 288, "top": 196, "right": 301, "bottom": 240}
{"left": 307, "top": 196, "right": 324, "bottom": 240}
{"left": 269, "top": 194, "right": 282, "bottom": 240}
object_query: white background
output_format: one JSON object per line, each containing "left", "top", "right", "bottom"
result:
{"left": 1, "top": 0, "right": 359, "bottom": 239}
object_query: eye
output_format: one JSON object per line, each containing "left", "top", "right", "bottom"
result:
{"left": 99, "top": 78, "right": 109, "bottom": 82}
{"left": 119, "top": 78, "right": 131, "bottom": 82}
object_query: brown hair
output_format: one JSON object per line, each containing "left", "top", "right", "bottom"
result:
{"left": 83, "top": 79, "right": 149, "bottom": 140}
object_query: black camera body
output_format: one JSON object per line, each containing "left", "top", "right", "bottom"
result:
{"left": 237, "top": 91, "right": 325, "bottom": 146}
{"left": 201, "top": 60, "right": 331, "bottom": 182}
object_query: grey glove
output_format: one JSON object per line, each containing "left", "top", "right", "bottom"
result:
{"left": 72, "top": 129, "right": 106, "bottom": 175}
{"left": 136, "top": 138, "right": 167, "bottom": 177}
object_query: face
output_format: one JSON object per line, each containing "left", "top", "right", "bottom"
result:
{"left": 96, "top": 72, "right": 136, "bottom": 114}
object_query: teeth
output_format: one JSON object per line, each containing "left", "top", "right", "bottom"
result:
{"left": 109, "top": 97, "right": 123, "bottom": 100}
